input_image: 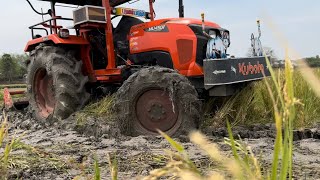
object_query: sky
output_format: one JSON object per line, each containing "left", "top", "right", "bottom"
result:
{"left": 0, "top": 0, "right": 319, "bottom": 59}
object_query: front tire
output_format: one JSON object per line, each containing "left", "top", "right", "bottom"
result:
{"left": 27, "top": 44, "right": 90, "bottom": 123}
{"left": 114, "top": 67, "right": 201, "bottom": 136}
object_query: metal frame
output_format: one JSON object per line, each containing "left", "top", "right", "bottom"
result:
{"left": 27, "top": 0, "right": 156, "bottom": 82}
{"left": 29, "top": 17, "right": 73, "bottom": 38}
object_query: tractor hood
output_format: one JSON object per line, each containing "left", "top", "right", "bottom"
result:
{"left": 39, "top": 0, "right": 130, "bottom": 7}
{"left": 166, "top": 18, "right": 221, "bottom": 28}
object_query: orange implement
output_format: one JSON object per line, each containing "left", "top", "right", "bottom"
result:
{"left": 3, "top": 88, "right": 29, "bottom": 110}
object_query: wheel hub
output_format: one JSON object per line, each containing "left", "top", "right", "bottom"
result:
{"left": 136, "top": 89, "right": 178, "bottom": 132}
{"left": 148, "top": 103, "right": 167, "bottom": 122}
{"left": 34, "top": 68, "right": 55, "bottom": 118}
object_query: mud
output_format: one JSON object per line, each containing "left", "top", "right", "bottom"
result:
{"left": 2, "top": 111, "right": 320, "bottom": 179}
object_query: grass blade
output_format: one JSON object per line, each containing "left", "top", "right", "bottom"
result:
{"left": 158, "top": 130, "right": 184, "bottom": 153}
{"left": 94, "top": 158, "right": 101, "bottom": 180}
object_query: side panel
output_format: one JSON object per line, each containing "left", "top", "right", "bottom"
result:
{"left": 24, "top": 34, "right": 89, "bottom": 52}
{"left": 129, "top": 21, "right": 203, "bottom": 76}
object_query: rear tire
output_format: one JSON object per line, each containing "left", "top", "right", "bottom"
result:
{"left": 114, "top": 67, "right": 201, "bottom": 136}
{"left": 27, "top": 44, "right": 90, "bottom": 123}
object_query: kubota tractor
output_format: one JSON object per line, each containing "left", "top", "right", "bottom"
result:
{"left": 22, "top": 0, "right": 270, "bottom": 136}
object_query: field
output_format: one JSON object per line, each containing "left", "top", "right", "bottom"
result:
{"left": 2, "top": 69, "right": 319, "bottom": 129}
{"left": 0, "top": 68, "right": 319, "bottom": 179}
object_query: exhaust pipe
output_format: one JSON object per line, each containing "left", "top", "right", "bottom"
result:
{"left": 179, "top": 0, "right": 184, "bottom": 17}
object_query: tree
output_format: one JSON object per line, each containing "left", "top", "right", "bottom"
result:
{"left": 11, "top": 54, "right": 28, "bottom": 79}
{"left": 0, "top": 53, "right": 28, "bottom": 82}
{"left": 305, "top": 56, "right": 320, "bottom": 67}
{"left": 0, "top": 54, "right": 18, "bottom": 83}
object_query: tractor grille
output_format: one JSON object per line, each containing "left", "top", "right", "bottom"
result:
{"left": 177, "top": 39, "right": 193, "bottom": 64}
{"left": 188, "top": 24, "right": 209, "bottom": 67}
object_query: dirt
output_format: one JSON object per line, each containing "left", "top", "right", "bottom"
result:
{"left": 2, "top": 111, "right": 320, "bottom": 180}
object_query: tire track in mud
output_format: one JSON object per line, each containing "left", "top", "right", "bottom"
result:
{"left": 2, "top": 111, "right": 320, "bottom": 179}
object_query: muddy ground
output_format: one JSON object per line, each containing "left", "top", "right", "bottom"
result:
{"left": 2, "top": 111, "right": 320, "bottom": 180}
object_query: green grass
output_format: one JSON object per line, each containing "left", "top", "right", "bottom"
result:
{"left": 0, "top": 84, "right": 26, "bottom": 89}
{"left": 204, "top": 68, "right": 320, "bottom": 128}
{"left": 0, "top": 111, "right": 26, "bottom": 178}
{"left": 76, "top": 95, "right": 115, "bottom": 126}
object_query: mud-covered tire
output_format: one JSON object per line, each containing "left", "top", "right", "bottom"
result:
{"left": 114, "top": 67, "right": 201, "bottom": 136}
{"left": 27, "top": 44, "right": 90, "bottom": 123}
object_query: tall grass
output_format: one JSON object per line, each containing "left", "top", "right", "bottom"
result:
{"left": 204, "top": 67, "right": 320, "bottom": 128}
{"left": 0, "top": 111, "right": 21, "bottom": 179}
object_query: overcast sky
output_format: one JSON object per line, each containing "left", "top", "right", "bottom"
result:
{"left": 0, "top": 0, "right": 319, "bottom": 59}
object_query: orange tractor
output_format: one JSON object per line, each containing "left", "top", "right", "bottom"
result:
{"left": 10, "top": 0, "right": 269, "bottom": 136}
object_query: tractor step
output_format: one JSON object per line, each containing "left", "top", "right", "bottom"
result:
{"left": 3, "top": 88, "right": 29, "bottom": 110}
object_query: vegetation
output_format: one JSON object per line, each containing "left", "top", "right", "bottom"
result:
{"left": 203, "top": 68, "right": 320, "bottom": 128}
{"left": 0, "top": 112, "right": 13, "bottom": 177}
{"left": 0, "top": 53, "right": 27, "bottom": 83}
{"left": 0, "top": 84, "right": 26, "bottom": 89}
{"left": 0, "top": 111, "right": 68, "bottom": 180}
{"left": 303, "top": 55, "right": 320, "bottom": 67}
{"left": 76, "top": 95, "right": 115, "bottom": 125}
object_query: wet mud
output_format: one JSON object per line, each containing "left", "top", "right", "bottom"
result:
{"left": 2, "top": 111, "right": 320, "bottom": 179}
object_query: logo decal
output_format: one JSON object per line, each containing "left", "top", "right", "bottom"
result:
{"left": 238, "top": 61, "right": 265, "bottom": 76}
{"left": 145, "top": 25, "right": 169, "bottom": 32}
